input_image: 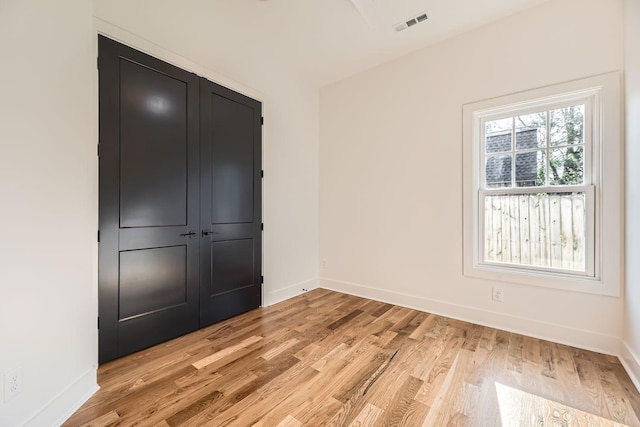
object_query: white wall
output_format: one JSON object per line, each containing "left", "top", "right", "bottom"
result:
{"left": 320, "top": 0, "right": 625, "bottom": 354}
{"left": 624, "top": 0, "right": 640, "bottom": 389}
{"left": 93, "top": 1, "right": 320, "bottom": 306}
{"left": 0, "top": 1, "right": 98, "bottom": 425}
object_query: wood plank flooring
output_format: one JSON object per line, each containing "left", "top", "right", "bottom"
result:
{"left": 64, "top": 289, "right": 640, "bottom": 426}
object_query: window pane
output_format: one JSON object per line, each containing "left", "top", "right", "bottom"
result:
{"left": 549, "top": 146, "right": 584, "bottom": 185}
{"left": 485, "top": 155, "right": 512, "bottom": 188}
{"left": 515, "top": 112, "right": 546, "bottom": 149}
{"left": 549, "top": 105, "right": 585, "bottom": 147}
{"left": 485, "top": 118, "right": 512, "bottom": 153}
{"left": 516, "top": 150, "right": 545, "bottom": 187}
{"left": 483, "top": 192, "right": 586, "bottom": 272}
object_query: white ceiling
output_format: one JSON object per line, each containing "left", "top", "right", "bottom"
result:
{"left": 94, "top": 0, "right": 553, "bottom": 87}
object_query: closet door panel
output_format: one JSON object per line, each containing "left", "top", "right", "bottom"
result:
{"left": 199, "top": 79, "right": 262, "bottom": 327}
{"left": 211, "top": 239, "right": 254, "bottom": 295}
{"left": 210, "top": 95, "right": 255, "bottom": 224}
{"left": 118, "top": 246, "right": 188, "bottom": 319}
{"left": 98, "top": 36, "right": 200, "bottom": 363}
{"left": 119, "top": 60, "right": 188, "bottom": 228}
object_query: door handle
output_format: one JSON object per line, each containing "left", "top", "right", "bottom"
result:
{"left": 202, "top": 230, "right": 215, "bottom": 237}
{"left": 179, "top": 231, "right": 197, "bottom": 238}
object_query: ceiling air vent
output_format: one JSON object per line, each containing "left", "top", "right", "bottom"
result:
{"left": 394, "top": 11, "right": 428, "bottom": 32}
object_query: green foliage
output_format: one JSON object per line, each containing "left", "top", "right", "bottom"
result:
{"left": 548, "top": 106, "right": 584, "bottom": 185}
{"left": 550, "top": 147, "right": 583, "bottom": 185}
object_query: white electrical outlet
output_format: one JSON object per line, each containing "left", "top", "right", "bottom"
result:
{"left": 492, "top": 287, "right": 504, "bottom": 302}
{"left": 4, "top": 368, "right": 23, "bottom": 402}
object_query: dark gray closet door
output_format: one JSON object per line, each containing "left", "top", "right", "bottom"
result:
{"left": 199, "top": 79, "right": 262, "bottom": 327}
{"left": 98, "top": 36, "right": 200, "bottom": 363}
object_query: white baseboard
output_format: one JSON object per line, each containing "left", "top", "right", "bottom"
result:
{"left": 319, "top": 277, "right": 621, "bottom": 356}
{"left": 620, "top": 342, "right": 640, "bottom": 393}
{"left": 264, "top": 277, "right": 319, "bottom": 307}
{"left": 25, "top": 368, "right": 98, "bottom": 427}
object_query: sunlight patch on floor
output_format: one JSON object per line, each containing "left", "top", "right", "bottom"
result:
{"left": 495, "top": 382, "right": 630, "bottom": 427}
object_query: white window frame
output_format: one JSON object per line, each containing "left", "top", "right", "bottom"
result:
{"left": 462, "top": 72, "right": 621, "bottom": 296}
{"left": 480, "top": 96, "right": 596, "bottom": 277}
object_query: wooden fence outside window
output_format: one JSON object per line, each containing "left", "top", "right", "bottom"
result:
{"left": 483, "top": 193, "right": 586, "bottom": 271}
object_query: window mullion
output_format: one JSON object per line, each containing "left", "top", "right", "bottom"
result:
{"left": 511, "top": 116, "right": 516, "bottom": 187}
{"left": 545, "top": 110, "right": 550, "bottom": 186}
{"left": 481, "top": 184, "right": 591, "bottom": 197}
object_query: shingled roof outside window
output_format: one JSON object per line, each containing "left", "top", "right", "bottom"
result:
{"left": 485, "top": 128, "right": 539, "bottom": 188}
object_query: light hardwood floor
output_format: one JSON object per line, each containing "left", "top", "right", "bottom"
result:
{"left": 65, "top": 289, "right": 640, "bottom": 426}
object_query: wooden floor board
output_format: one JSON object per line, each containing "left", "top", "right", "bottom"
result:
{"left": 65, "top": 289, "right": 640, "bottom": 427}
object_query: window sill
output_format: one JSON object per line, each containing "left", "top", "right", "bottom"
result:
{"left": 463, "top": 261, "right": 619, "bottom": 297}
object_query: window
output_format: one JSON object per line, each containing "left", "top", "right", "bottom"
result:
{"left": 482, "top": 101, "right": 594, "bottom": 276}
{"left": 463, "top": 73, "right": 621, "bottom": 295}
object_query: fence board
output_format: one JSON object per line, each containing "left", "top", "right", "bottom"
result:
{"left": 509, "top": 196, "right": 520, "bottom": 264}
{"left": 549, "top": 195, "right": 562, "bottom": 268}
{"left": 492, "top": 197, "right": 502, "bottom": 260}
{"left": 541, "top": 195, "right": 550, "bottom": 267}
{"left": 560, "top": 196, "right": 574, "bottom": 270}
{"left": 572, "top": 194, "right": 586, "bottom": 271}
{"left": 484, "top": 197, "right": 491, "bottom": 261}
{"left": 529, "top": 194, "right": 541, "bottom": 266}
{"left": 519, "top": 195, "right": 531, "bottom": 265}
{"left": 501, "top": 196, "right": 511, "bottom": 262}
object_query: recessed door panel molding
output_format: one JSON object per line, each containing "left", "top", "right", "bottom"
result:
{"left": 210, "top": 239, "right": 255, "bottom": 297}
{"left": 99, "top": 36, "right": 262, "bottom": 363}
{"left": 119, "top": 59, "right": 189, "bottom": 229}
{"left": 118, "top": 246, "right": 188, "bottom": 320}
{"left": 210, "top": 94, "right": 255, "bottom": 224}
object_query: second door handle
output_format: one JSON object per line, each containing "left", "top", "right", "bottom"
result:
{"left": 180, "top": 231, "right": 216, "bottom": 238}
